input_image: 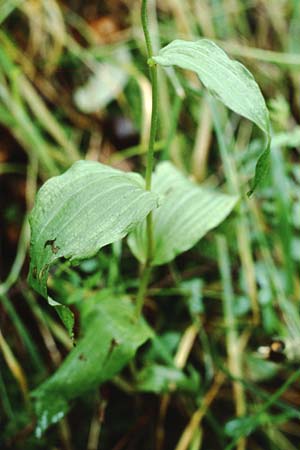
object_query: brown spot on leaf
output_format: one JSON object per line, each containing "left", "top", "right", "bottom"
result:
{"left": 108, "top": 338, "right": 120, "bottom": 355}
{"left": 39, "top": 264, "right": 49, "bottom": 281}
{"left": 44, "top": 238, "right": 60, "bottom": 254}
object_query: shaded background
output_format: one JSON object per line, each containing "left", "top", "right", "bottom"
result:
{"left": 1, "top": 1, "right": 300, "bottom": 449}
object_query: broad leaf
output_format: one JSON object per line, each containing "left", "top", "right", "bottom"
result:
{"left": 152, "top": 39, "right": 271, "bottom": 192}
{"left": 128, "top": 162, "right": 238, "bottom": 266}
{"left": 32, "top": 295, "right": 153, "bottom": 437}
{"left": 28, "top": 160, "right": 158, "bottom": 298}
{"left": 153, "top": 39, "right": 270, "bottom": 135}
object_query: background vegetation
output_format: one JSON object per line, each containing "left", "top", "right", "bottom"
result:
{"left": 1, "top": 1, "right": 300, "bottom": 449}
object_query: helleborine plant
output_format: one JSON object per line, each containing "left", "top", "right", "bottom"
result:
{"left": 28, "top": 0, "right": 270, "bottom": 435}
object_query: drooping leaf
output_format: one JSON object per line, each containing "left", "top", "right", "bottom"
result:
{"left": 28, "top": 160, "right": 159, "bottom": 298}
{"left": 48, "top": 297, "right": 75, "bottom": 339}
{"left": 247, "top": 141, "right": 271, "bottom": 196}
{"left": 128, "top": 162, "right": 238, "bottom": 266}
{"left": 153, "top": 39, "right": 269, "bottom": 135}
{"left": 32, "top": 295, "right": 153, "bottom": 437}
{"left": 152, "top": 39, "right": 271, "bottom": 192}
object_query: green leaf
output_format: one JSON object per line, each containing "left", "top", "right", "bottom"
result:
{"left": 128, "top": 162, "right": 238, "bottom": 266}
{"left": 136, "top": 364, "right": 200, "bottom": 394}
{"left": 153, "top": 39, "right": 271, "bottom": 193}
{"left": 181, "top": 279, "right": 204, "bottom": 316}
{"left": 28, "top": 160, "right": 159, "bottom": 298}
{"left": 153, "top": 39, "right": 270, "bottom": 135}
{"left": 247, "top": 141, "right": 271, "bottom": 196}
{"left": 48, "top": 297, "right": 75, "bottom": 339}
{"left": 32, "top": 295, "right": 153, "bottom": 437}
{"left": 0, "top": 0, "right": 24, "bottom": 25}
{"left": 225, "top": 410, "right": 300, "bottom": 440}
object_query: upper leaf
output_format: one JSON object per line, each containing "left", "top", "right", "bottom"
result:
{"left": 128, "top": 162, "right": 238, "bottom": 266}
{"left": 153, "top": 39, "right": 270, "bottom": 136}
{"left": 28, "top": 160, "right": 158, "bottom": 297}
{"left": 32, "top": 294, "right": 153, "bottom": 436}
{"left": 247, "top": 142, "right": 271, "bottom": 196}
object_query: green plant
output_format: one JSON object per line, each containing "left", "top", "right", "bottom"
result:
{"left": 27, "top": 0, "right": 270, "bottom": 436}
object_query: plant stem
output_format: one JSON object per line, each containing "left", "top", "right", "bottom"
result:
{"left": 135, "top": 264, "right": 152, "bottom": 317}
{"left": 135, "top": 0, "right": 159, "bottom": 317}
{"left": 142, "top": 0, "right": 158, "bottom": 191}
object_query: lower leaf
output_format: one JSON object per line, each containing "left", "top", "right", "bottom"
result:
{"left": 32, "top": 295, "right": 153, "bottom": 436}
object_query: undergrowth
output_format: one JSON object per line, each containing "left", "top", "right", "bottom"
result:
{"left": 1, "top": 1, "right": 300, "bottom": 449}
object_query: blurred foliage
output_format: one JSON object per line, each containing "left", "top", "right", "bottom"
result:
{"left": 1, "top": 1, "right": 300, "bottom": 449}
